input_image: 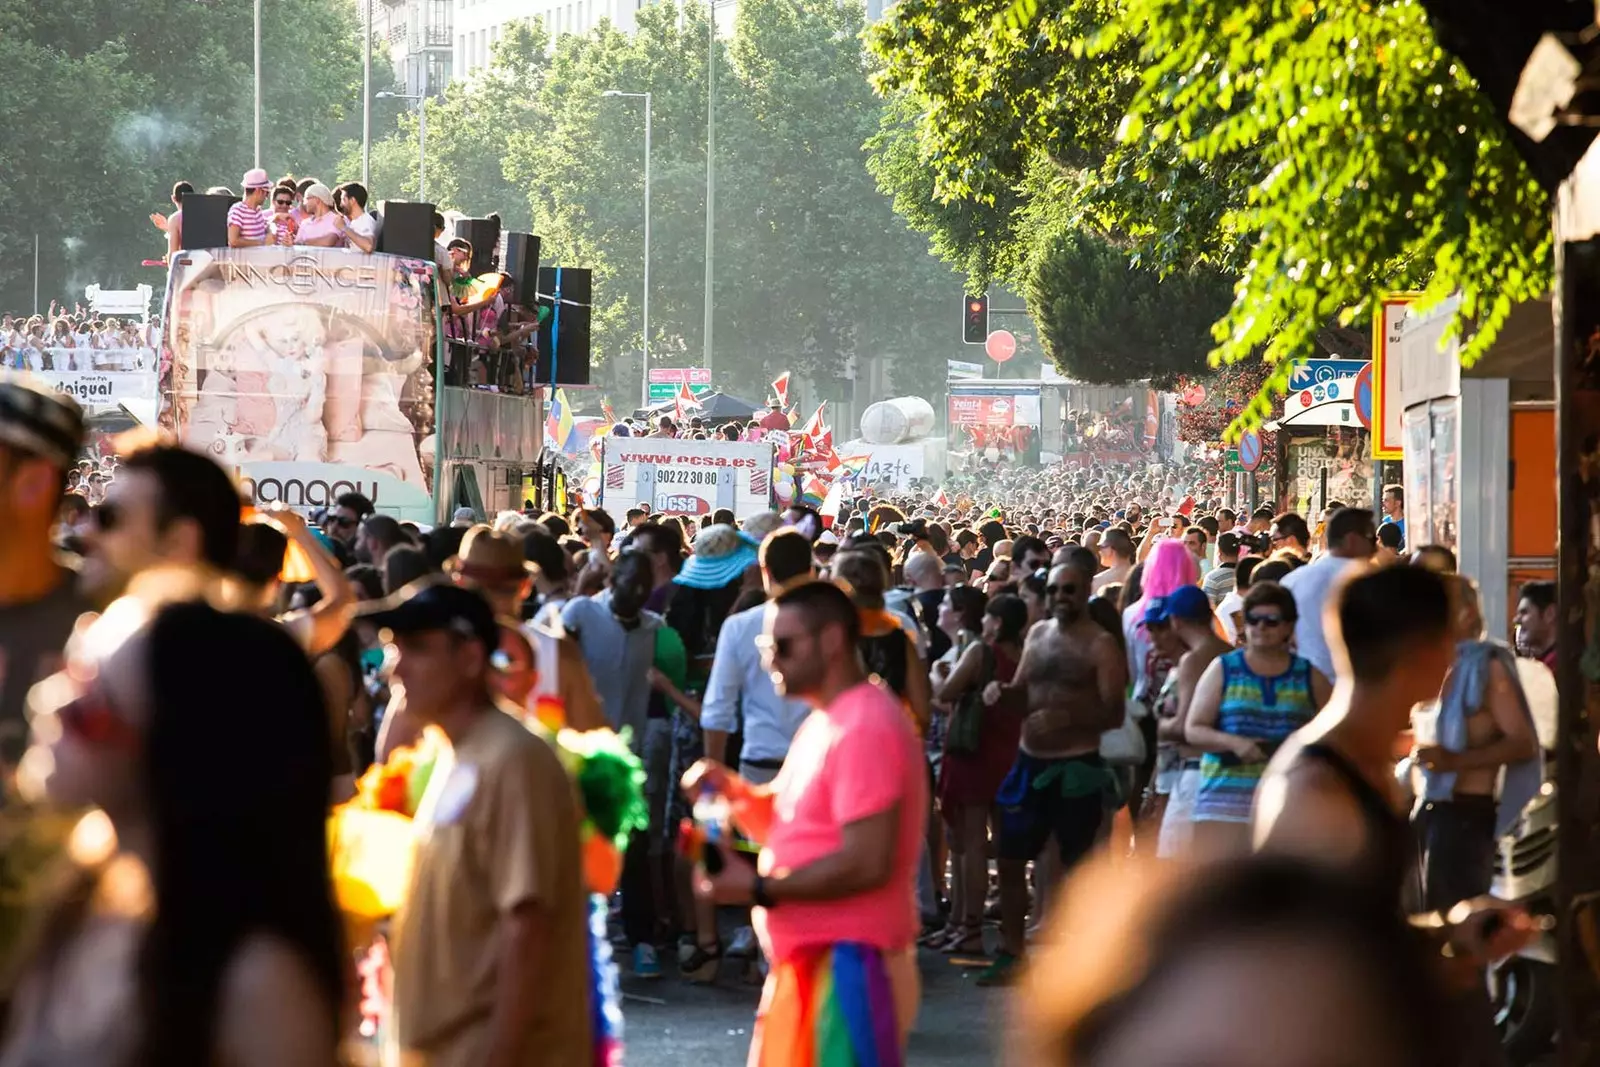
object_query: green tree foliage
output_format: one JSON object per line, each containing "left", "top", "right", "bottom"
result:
{"left": 0, "top": 0, "right": 366, "bottom": 308}
{"left": 868, "top": 0, "right": 1552, "bottom": 434}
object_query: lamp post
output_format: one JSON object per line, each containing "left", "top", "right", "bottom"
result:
{"left": 603, "top": 90, "right": 653, "bottom": 410}
{"left": 253, "top": 0, "right": 262, "bottom": 167}
{"left": 376, "top": 91, "right": 427, "bottom": 201}
{"left": 362, "top": 0, "right": 372, "bottom": 187}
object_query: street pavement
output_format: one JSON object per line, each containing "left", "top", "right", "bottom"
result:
{"left": 622, "top": 947, "right": 1006, "bottom": 1066}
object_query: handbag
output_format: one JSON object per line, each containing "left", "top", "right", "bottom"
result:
{"left": 945, "top": 642, "right": 994, "bottom": 757}
{"left": 1100, "top": 692, "right": 1149, "bottom": 766}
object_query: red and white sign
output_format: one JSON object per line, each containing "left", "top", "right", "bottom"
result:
{"left": 985, "top": 329, "right": 1016, "bottom": 363}
{"left": 948, "top": 394, "right": 1017, "bottom": 427}
{"left": 600, "top": 438, "right": 774, "bottom": 519}
{"left": 1371, "top": 294, "right": 1416, "bottom": 459}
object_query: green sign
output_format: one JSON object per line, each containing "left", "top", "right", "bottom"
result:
{"left": 1224, "top": 448, "right": 1243, "bottom": 473}
{"left": 647, "top": 382, "right": 715, "bottom": 405}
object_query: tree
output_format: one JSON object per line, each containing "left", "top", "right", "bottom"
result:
{"left": 867, "top": 0, "right": 1553, "bottom": 436}
{"left": 0, "top": 0, "right": 367, "bottom": 309}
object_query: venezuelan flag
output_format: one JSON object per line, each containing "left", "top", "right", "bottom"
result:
{"left": 546, "top": 388, "right": 577, "bottom": 452}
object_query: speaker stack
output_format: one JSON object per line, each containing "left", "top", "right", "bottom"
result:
{"left": 180, "top": 193, "right": 239, "bottom": 251}
{"left": 453, "top": 217, "right": 501, "bottom": 275}
{"left": 377, "top": 201, "right": 437, "bottom": 261}
{"left": 535, "top": 267, "right": 592, "bottom": 386}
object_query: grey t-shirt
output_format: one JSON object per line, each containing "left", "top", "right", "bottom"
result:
{"left": 0, "top": 573, "right": 91, "bottom": 764}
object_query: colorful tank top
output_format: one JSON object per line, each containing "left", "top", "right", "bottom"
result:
{"left": 1193, "top": 650, "right": 1318, "bottom": 824}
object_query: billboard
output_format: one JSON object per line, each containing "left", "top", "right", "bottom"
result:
{"left": 162, "top": 247, "right": 438, "bottom": 520}
{"left": 600, "top": 437, "right": 774, "bottom": 519}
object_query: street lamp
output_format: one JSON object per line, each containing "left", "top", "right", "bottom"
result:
{"left": 704, "top": 0, "right": 735, "bottom": 378}
{"left": 254, "top": 0, "right": 262, "bottom": 166}
{"left": 376, "top": 91, "right": 427, "bottom": 201}
{"left": 603, "top": 90, "right": 653, "bottom": 410}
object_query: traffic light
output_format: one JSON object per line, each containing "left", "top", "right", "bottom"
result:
{"left": 963, "top": 293, "right": 988, "bottom": 344}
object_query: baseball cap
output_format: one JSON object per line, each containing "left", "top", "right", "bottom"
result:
{"left": 357, "top": 576, "right": 499, "bottom": 651}
{"left": 451, "top": 506, "right": 477, "bottom": 526}
{"left": 1143, "top": 584, "right": 1213, "bottom": 626}
{"left": 242, "top": 167, "right": 272, "bottom": 190}
{"left": 302, "top": 182, "right": 333, "bottom": 207}
{"left": 0, "top": 373, "right": 85, "bottom": 469}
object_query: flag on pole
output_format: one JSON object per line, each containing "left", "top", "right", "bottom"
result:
{"left": 800, "top": 474, "right": 829, "bottom": 508}
{"left": 797, "top": 402, "right": 827, "bottom": 448}
{"left": 933, "top": 487, "right": 950, "bottom": 507}
{"left": 837, "top": 453, "right": 873, "bottom": 480}
{"left": 820, "top": 479, "right": 846, "bottom": 526}
{"left": 678, "top": 382, "right": 702, "bottom": 409}
{"left": 601, "top": 401, "right": 617, "bottom": 426}
{"left": 546, "top": 388, "right": 577, "bottom": 452}
{"left": 770, "top": 372, "right": 791, "bottom": 408}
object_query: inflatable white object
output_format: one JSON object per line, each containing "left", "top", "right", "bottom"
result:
{"left": 860, "top": 397, "right": 936, "bottom": 445}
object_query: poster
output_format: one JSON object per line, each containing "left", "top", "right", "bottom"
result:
{"left": 162, "top": 247, "right": 438, "bottom": 518}
{"left": 1286, "top": 432, "right": 1372, "bottom": 515}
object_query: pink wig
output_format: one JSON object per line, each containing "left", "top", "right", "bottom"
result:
{"left": 1132, "top": 539, "right": 1202, "bottom": 629}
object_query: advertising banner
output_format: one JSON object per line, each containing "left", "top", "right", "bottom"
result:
{"left": 601, "top": 437, "right": 774, "bottom": 519}
{"left": 33, "top": 369, "right": 158, "bottom": 413}
{"left": 948, "top": 392, "right": 1042, "bottom": 427}
{"left": 162, "top": 247, "right": 438, "bottom": 519}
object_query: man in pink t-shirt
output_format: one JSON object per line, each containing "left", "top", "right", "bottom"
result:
{"left": 683, "top": 579, "right": 927, "bottom": 1067}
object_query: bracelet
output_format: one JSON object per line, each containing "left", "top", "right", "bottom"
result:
{"left": 752, "top": 873, "right": 777, "bottom": 909}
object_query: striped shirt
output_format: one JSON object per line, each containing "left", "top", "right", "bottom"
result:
{"left": 226, "top": 201, "right": 268, "bottom": 243}
{"left": 1193, "top": 650, "right": 1318, "bottom": 824}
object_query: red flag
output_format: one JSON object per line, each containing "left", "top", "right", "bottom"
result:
{"left": 678, "top": 382, "right": 701, "bottom": 408}
{"left": 601, "top": 401, "right": 617, "bottom": 425}
{"left": 674, "top": 395, "right": 686, "bottom": 423}
{"left": 771, "top": 372, "right": 791, "bottom": 409}
{"left": 797, "top": 402, "right": 827, "bottom": 446}
{"left": 933, "top": 487, "right": 950, "bottom": 507}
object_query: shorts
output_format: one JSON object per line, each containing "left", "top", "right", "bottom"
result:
{"left": 1157, "top": 764, "right": 1202, "bottom": 859}
{"left": 996, "top": 751, "right": 1108, "bottom": 866}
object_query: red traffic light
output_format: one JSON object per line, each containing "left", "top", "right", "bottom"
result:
{"left": 968, "top": 300, "right": 984, "bottom": 313}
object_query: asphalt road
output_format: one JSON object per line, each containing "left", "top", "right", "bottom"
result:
{"left": 622, "top": 946, "right": 1006, "bottom": 1066}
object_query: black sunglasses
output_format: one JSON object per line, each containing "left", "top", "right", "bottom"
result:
{"left": 757, "top": 633, "right": 801, "bottom": 658}
{"left": 1245, "top": 613, "right": 1287, "bottom": 627}
{"left": 328, "top": 515, "right": 356, "bottom": 528}
{"left": 93, "top": 502, "right": 120, "bottom": 531}
{"left": 1046, "top": 583, "right": 1078, "bottom": 597}
{"left": 274, "top": 198, "right": 293, "bottom": 207}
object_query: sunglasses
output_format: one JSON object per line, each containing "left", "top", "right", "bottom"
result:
{"left": 756, "top": 633, "right": 802, "bottom": 659}
{"left": 274, "top": 198, "right": 293, "bottom": 208}
{"left": 328, "top": 515, "right": 356, "bottom": 528}
{"left": 57, "top": 686, "right": 139, "bottom": 749}
{"left": 1245, "top": 613, "right": 1288, "bottom": 628}
{"left": 1046, "top": 584, "right": 1078, "bottom": 597}
{"left": 94, "top": 502, "right": 120, "bottom": 531}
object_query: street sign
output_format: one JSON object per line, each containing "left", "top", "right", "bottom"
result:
{"left": 1224, "top": 448, "right": 1243, "bottom": 473}
{"left": 1238, "top": 430, "right": 1263, "bottom": 472}
{"left": 985, "top": 329, "right": 1017, "bottom": 363}
{"left": 646, "top": 367, "right": 713, "bottom": 405}
{"left": 647, "top": 382, "right": 713, "bottom": 404}
{"left": 947, "top": 359, "right": 984, "bottom": 380}
{"left": 1353, "top": 361, "right": 1374, "bottom": 429}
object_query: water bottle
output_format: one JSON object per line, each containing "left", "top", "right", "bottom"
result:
{"left": 694, "top": 783, "right": 729, "bottom": 874}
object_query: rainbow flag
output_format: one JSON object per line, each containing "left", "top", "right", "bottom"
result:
{"left": 752, "top": 943, "right": 903, "bottom": 1067}
{"left": 837, "top": 453, "right": 872, "bottom": 481}
{"left": 800, "top": 474, "right": 829, "bottom": 509}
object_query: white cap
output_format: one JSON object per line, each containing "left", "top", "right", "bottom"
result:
{"left": 451, "top": 506, "right": 477, "bottom": 526}
{"left": 817, "top": 529, "right": 839, "bottom": 546}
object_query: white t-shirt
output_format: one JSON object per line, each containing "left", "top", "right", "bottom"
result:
{"left": 1279, "top": 554, "right": 1365, "bottom": 680}
{"left": 346, "top": 210, "right": 379, "bottom": 250}
{"left": 1216, "top": 588, "right": 1245, "bottom": 645}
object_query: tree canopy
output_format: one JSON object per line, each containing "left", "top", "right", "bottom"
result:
{"left": 867, "top": 0, "right": 1553, "bottom": 434}
{"left": 0, "top": 0, "right": 369, "bottom": 308}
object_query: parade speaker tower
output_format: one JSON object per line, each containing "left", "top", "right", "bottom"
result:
{"left": 180, "top": 194, "right": 238, "bottom": 250}
{"left": 535, "top": 267, "right": 591, "bottom": 386}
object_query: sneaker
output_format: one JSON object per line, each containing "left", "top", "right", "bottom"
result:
{"left": 727, "top": 926, "right": 758, "bottom": 959}
{"left": 632, "top": 943, "right": 662, "bottom": 979}
{"left": 974, "top": 951, "right": 1020, "bottom": 987}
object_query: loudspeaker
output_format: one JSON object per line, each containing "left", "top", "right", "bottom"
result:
{"left": 181, "top": 193, "right": 238, "bottom": 251}
{"left": 377, "top": 200, "right": 436, "bottom": 261}
{"left": 453, "top": 217, "right": 501, "bottom": 275}
{"left": 535, "top": 267, "right": 592, "bottom": 386}
{"left": 503, "top": 233, "right": 542, "bottom": 307}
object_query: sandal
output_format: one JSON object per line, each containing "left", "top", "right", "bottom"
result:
{"left": 919, "top": 924, "right": 958, "bottom": 948}
{"left": 940, "top": 923, "right": 986, "bottom": 956}
{"left": 680, "top": 941, "right": 723, "bottom": 985}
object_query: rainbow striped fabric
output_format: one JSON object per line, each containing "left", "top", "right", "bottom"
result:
{"left": 753, "top": 943, "right": 902, "bottom": 1067}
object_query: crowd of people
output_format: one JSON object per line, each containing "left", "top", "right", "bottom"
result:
{"left": 0, "top": 364, "right": 1559, "bottom": 1066}
{"left": 1, "top": 305, "right": 156, "bottom": 373}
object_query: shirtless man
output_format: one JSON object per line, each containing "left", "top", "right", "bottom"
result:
{"left": 979, "top": 560, "right": 1126, "bottom": 983}
{"left": 1254, "top": 567, "right": 1533, "bottom": 990}
{"left": 1412, "top": 576, "right": 1540, "bottom": 912}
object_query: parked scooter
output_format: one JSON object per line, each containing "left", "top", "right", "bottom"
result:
{"left": 1489, "top": 780, "right": 1559, "bottom": 1064}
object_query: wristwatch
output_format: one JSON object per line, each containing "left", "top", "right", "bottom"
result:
{"left": 752, "top": 873, "right": 778, "bottom": 909}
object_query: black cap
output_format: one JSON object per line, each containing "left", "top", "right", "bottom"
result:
{"left": 0, "top": 373, "right": 84, "bottom": 468}
{"left": 1218, "top": 531, "right": 1243, "bottom": 555}
{"left": 356, "top": 576, "right": 498, "bottom": 651}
